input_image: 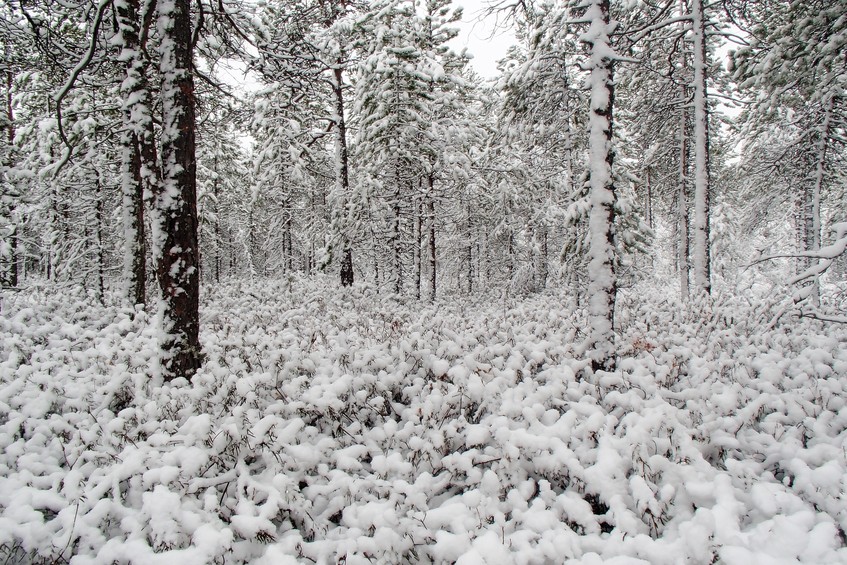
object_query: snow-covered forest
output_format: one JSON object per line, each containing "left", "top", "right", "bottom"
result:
{"left": 1, "top": 0, "right": 846, "bottom": 562}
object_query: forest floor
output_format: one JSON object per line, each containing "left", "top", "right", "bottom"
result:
{"left": 1, "top": 277, "right": 846, "bottom": 564}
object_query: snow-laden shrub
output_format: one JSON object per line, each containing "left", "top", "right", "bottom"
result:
{"left": 1, "top": 277, "right": 845, "bottom": 563}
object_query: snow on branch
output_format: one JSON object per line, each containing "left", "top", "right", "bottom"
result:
{"left": 52, "top": 0, "right": 114, "bottom": 176}
{"left": 753, "top": 222, "right": 847, "bottom": 325}
{"left": 749, "top": 222, "right": 847, "bottom": 269}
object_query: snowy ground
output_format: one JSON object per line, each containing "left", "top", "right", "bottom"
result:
{"left": 1, "top": 277, "right": 846, "bottom": 564}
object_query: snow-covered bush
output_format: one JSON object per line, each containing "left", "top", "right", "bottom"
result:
{"left": 1, "top": 277, "right": 845, "bottom": 563}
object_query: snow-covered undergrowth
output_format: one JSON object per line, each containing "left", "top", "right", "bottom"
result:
{"left": 1, "top": 278, "right": 846, "bottom": 564}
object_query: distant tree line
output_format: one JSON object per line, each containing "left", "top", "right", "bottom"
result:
{"left": 1, "top": 0, "right": 844, "bottom": 377}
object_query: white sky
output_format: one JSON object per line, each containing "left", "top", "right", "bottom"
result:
{"left": 450, "top": 0, "right": 517, "bottom": 78}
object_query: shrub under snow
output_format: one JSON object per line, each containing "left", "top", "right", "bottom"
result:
{"left": 1, "top": 278, "right": 846, "bottom": 564}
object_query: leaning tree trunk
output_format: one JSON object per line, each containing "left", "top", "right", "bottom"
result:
{"left": 690, "top": 0, "right": 711, "bottom": 296}
{"left": 154, "top": 0, "right": 202, "bottom": 379}
{"left": 584, "top": 0, "right": 617, "bottom": 373}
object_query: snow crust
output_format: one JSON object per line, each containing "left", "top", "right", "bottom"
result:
{"left": 1, "top": 279, "right": 846, "bottom": 563}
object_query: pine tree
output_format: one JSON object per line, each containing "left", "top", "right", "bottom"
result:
{"left": 115, "top": 0, "right": 157, "bottom": 306}
{"left": 153, "top": 0, "right": 203, "bottom": 378}
{"left": 732, "top": 0, "right": 847, "bottom": 307}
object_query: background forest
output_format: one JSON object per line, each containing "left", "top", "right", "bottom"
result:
{"left": 1, "top": 0, "right": 846, "bottom": 563}
{"left": 1, "top": 0, "right": 844, "bottom": 331}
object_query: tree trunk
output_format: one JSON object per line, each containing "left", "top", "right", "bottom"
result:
{"left": 691, "top": 0, "right": 711, "bottom": 296}
{"left": 645, "top": 166, "right": 653, "bottom": 232}
{"left": 584, "top": 0, "right": 617, "bottom": 373}
{"left": 282, "top": 203, "right": 293, "bottom": 273}
{"left": 333, "top": 66, "right": 354, "bottom": 287}
{"left": 414, "top": 196, "right": 421, "bottom": 300}
{"left": 538, "top": 224, "right": 548, "bottom": 288}
{"left": 47, "top": 177, "right": 58, "bottom": 281}
{"left": 120, "top": 129, "right": 146, "bottom": 302}
{"left": 95, "top": 168, "right": 105, "bottom": 303}
{"left": 467, "top": 212, "right": 474, "bottom": 295}
{"left": 213, "top": 155, "right": 221, "bottom": 283}
{"left": 678, "top": 92, "right": 690, "bottom": 301}
{"left": 115, "top": 0, "right": 151, "bottom": 305}
{"left": 806, "top": 96, "right": 833, "bottom": 307}
{"left": 247, "top": 207, "right": 257, "bottom": 277}
{"left": 155, "top": 0, "right": 202, "bottom": 379}
{"left": 392, "top": 171, "right": 402, "bottom": 294}
{"left": 4, "top": 69, "right": 18, "bottom": 287}
{"left": 427, "top": 191, "right": 436, "bottom": 301}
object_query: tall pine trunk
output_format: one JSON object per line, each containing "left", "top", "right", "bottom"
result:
{"left": 333, "top": 66, "right": 354, "bottom": 287}
{"left": 392, "top": 168, "right": 402, "bottom": 294}
{"left": 584, "top": 0, "right": 617, "bottom": 373}
{"left": 427, "top": 190, "right": 436, "bottom": 302}
{"left": 95, "top": 168, "right": 105, "bottom": 303}
{"left": 155, "top": 0, "right": 202, "bottom": 379}
{"left": 538, "top": 224, "right": 548, "bottom": 289}
{"left": 678, "top": 96, "right": 690, "bottom": 300}
{"left": 213, "top": 154, "right": 221, "bottom": 283}
{"left": 3, "top": 69, "right": 17, "bottom": 287}
{"left": 115, "top": 0, "right": 151, "bottom": 305}
{"left": 413, "top": 196, "right": 421, "bottom": 300}
{"left": 466, "top": 203, "right": 474, "bottom": 294}
{"left": 805, "top": 97, "right": 833, "bottom": 307}
{"left": 690, "top": 0, "right": 711, "bottom": 296}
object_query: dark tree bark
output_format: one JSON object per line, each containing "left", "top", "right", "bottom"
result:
{"left": 466, "top": 204, "right": 473, "bottom": 294}
{"left": 427, "top": 185, "right": 436, "bottom": 301}
{"left": 333, "top": 66, "right": 355, "bottom": 287}
{"left": 584, "top": 0, "right": 617, "bottom": 374}
{"left": 414, "top": 195, "right": 421, "bottom": 300}
{"left": 538, "top": 224, "right": 548, "bottom": 289}
{"left": 155, "top": 0, "right": 202, "bottom": 379}
{"left": 392, "top": 175, "right": 402, "bottom": 294}
{"left": 95, "top": 166, "right": 105, "bottom": 303}
{"left": 4, "top": 70, "right": 18, "bottom": 287}
{"left": 115, "top": 0, "right": 151, "bottom": 305}
{"left": 212, "top": 153, "right": 221, "bottom": 283}
{"left": 678, "top": 100, "right": 690, "bottom": 301}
